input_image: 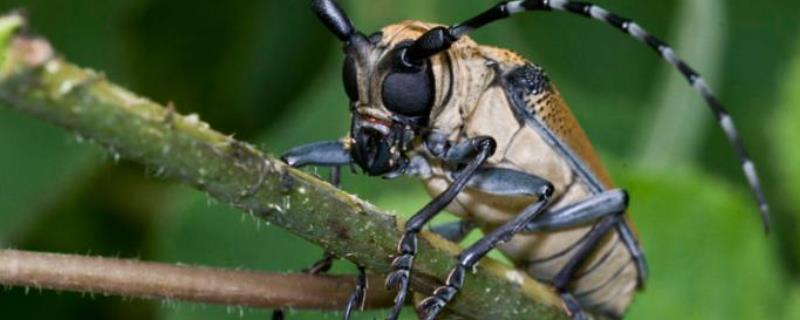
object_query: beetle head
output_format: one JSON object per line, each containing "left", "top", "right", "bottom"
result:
{"left": 343, "top": 31, "right": 438, "bottom": 177}
{"left": 344, "top": 39, "right": 430, "bottom": 176}
{"left": 313, "top": 2, "right": 451, "bottom": 176}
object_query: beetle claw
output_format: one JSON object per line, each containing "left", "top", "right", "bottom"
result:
{"left": 385, "top": 269, "right": 408, "bottom": 290}
{"left": 385, "top": 267, "right": 411, "bottom": 320}
{"left": 417, "top": 296, "right": 445, "bottom": 320}
{"left": 385, "top": 270, "right": 410, "bottom": 320}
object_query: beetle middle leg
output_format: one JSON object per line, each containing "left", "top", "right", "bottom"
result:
{"left": 416, "top": 167, "right": 555, "bottom": 320}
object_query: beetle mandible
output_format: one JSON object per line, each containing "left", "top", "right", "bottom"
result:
{"left": 281, "top": 1, "right": 771, "bottom": 319}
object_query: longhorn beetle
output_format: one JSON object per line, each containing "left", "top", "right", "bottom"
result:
{"left": 281, "top": 1, "right": 771, "bottom": 319}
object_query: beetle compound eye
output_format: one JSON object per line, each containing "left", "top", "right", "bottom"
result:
{"left": 342, "top": 56, "right": 359, "bottom": 101}
{"left": 381, "top": 62, "right": 434, "bottom": 117}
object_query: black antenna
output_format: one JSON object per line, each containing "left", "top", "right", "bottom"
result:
{"left": 312, "top": 0, "right": 370, "bottom": 54}
{"left": 312, "top": 0, "right": 364, "bottom": 43}
{"left": 404, "top": 0, "right": 770, "bottom": 232}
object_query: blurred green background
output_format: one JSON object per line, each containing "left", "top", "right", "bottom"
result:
{"left": 0, "top": 0, "right": 798, "bottom": 319}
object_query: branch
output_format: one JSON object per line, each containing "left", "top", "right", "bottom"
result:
{"left": 0, "top": 14, "right": 568, "bottom": 320}
{"left": 0, "top": 249, "right": 393, "bottom": 310}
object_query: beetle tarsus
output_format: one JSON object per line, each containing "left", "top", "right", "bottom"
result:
{"left": 385, "top": 234, "right": 415, "bottom": 320}
{"left": 343, "top": 266, "right": 367, "bottom": 320}
{"left": 417, "top": 264, "right": 465, "bottom": 319}
{"left": 560, "top": 292, "right": 590, "bottom": 320}
{"left": 385, "top": 268, "right": 410, "bottom": 320}
{"left": 417, "top": 295, "right": 446, "bottom": 320}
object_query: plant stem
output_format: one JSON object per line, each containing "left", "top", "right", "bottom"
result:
{"left": 0, "top": 249, "right": 393, "bottom": 310}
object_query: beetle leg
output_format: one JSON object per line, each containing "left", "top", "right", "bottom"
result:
{"left": 278, "top": 141, "right": 362, "bottom": 319}
{"left": 281, "top": 140, "right": 352, "bottom": 168}
{"left": 552, "top": 216, "right": 620, "bottom": 320}
{"left": 342, "top": 266, "right": 368, "bottom": 320}
{"left": 520, "top": 190, "right": 648, "bottom": 290}
{"left": 385, "top": 137, "right": 495, "bottom": 320}
{"left": 429, "top": 221, "right": 477, "bottom": 243}
{"left": 522, "top": 189, "right": 628, "bottom": 233}
{"left": 418, "top": 168, "right": 555, "bottom": 320}
{"left": 520, "top": 189, "right": 647, "bottom": 310}
{"left": 616, "top": 220, "right": 648, "bottom": 289}
{"left": 560, "top": 292, "right": 591, "bottom": 320}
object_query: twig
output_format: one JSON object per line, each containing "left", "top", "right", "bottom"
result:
{"left": 0, "top": 14, "right": 568, "bottom": 320}
{"left": 0, "top": 249, "right": 393, "bottom": 310}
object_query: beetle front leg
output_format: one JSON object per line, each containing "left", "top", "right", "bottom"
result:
{"left": 281, "top": 140, "right": 352, "bottom": 169}
{"left": 385, "top": 137, "right": 496, "bottom": 320}
{"left": 278, "top": 141, "right": 367, "bottom": 320}
{"left": 416, "top": 168, "right": 555, "bottom": 320}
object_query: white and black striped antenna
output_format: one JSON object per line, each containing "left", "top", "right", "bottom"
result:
{"left": 402, "top": 0, "right": 770, "bottom": 233}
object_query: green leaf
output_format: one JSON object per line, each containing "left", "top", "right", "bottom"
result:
{"left": 0, "top": 108, "right": 95, "bottom": 241}
{"left": 770, "top": 33, "right": 800, "bottom": 268}
{"left": 616, "top": 164, "right": 785, "bottom": 319}
{"left": 784, "top": 286, "right": 800, "bottom": 320}
{"left": 122, "top": 0, "right": 331, "bottom": 137}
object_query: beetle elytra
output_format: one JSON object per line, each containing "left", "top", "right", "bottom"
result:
{"left": 281, "top": 1, "right": 771, "bottom": 319}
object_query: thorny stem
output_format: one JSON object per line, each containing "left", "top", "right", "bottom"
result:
{"left": 0, "top": 14, "right": 569, "bottom": 320}
{"left": 0, "top": 249, "right": 394, "bottom": 310}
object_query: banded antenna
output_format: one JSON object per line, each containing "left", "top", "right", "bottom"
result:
{"left": 400, "top": 0, "right": 771, "bottom": 232}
